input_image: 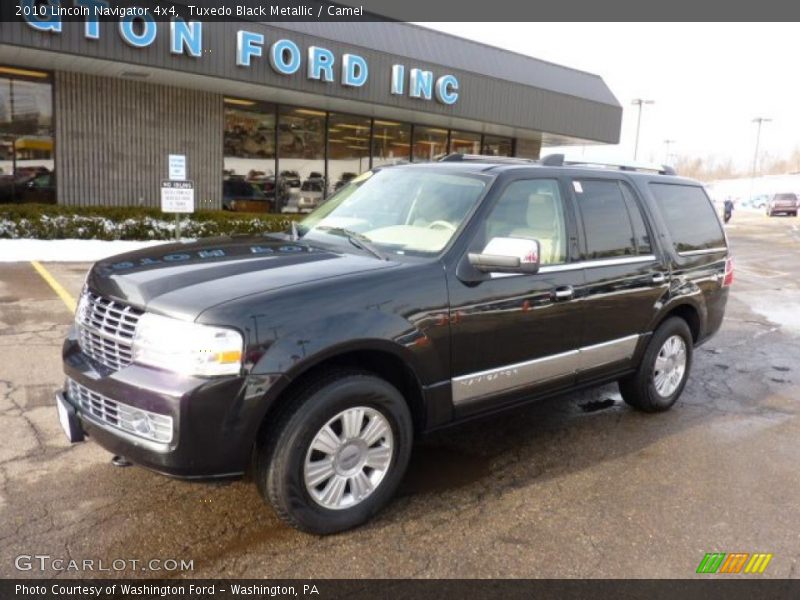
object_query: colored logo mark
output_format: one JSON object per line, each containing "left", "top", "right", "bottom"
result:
{"left": 696, "top": 552, "right": 773, "bottom": 574}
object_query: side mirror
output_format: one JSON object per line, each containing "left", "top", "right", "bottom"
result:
{"left": 468, "top": 237, "right": 540, "bottom": 274}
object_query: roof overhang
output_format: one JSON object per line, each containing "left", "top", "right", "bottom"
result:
{"left": 0, "top": 19, "right": 621, "bottom": 145}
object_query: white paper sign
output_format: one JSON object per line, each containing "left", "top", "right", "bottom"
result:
{"left": 161, "top": 180, "right": 195, "bottom": 213}
{"left": 168, "top": 154, "right": 186, "bottom": 181}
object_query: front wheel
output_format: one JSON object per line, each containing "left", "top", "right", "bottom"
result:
{"left": 619, "top": 317, "right": 693, "bottom": 413}
{"left": 256, "top": 370, "right": 413, "bottom": 534}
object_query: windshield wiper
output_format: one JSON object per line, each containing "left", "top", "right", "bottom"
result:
{"left": 317, "top": 226, "right": 387, "bottom": 261}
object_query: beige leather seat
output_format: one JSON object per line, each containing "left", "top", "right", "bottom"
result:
{"left": 509, "top": 193, "right": 565, "bottom": 264}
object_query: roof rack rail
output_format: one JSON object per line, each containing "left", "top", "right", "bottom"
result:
{"left": 438, "top": 153, "right": 536, "bottom": 164}
{"left": 539, "top": 153, "right": 676, "bottom": 175}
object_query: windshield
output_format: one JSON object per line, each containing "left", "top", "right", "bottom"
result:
{"left": 298, "top": 168, "right": 488, "bottom": 256}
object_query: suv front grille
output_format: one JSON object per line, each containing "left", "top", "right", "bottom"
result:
{"left": 66, "top": 378, "right": 173, "bottom": 444}
{"left": 76, "top": 290, "right": 143, "bottom": 371}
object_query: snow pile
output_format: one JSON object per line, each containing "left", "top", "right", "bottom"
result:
{"left": 0, "top": 239, "right": 174, "bottom": 262}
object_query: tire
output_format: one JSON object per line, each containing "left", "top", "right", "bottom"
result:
{"left": 619, "top": 317, "right": 693, "bottom": 413}
{"left": 255, "top": 370, "right": 413, "bottom": 534}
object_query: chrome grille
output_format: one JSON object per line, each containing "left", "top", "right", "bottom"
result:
{"left": 66, "top": 378, "right": 173, "bottom": 444}
{"left": 76, "top": 290, "right": 143, "bottom": 371}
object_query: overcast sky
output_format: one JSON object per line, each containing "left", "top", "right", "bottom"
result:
{"left": 423, "top": 22, "right": 798, "bottom": 169}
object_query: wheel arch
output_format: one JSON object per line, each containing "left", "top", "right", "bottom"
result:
{"left": 253, "top": 343, "right": 428, "bottom": 451}
{"left": 652, "top": 301, "right": 702, "bottom": 343}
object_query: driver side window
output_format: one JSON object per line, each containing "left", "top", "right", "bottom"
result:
{"left": 484, "top": 179, "right": 567, "bottom": 265}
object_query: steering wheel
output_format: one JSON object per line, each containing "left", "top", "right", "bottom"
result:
{"left": 427, "top": 220, "right": 457, "bottom": 232}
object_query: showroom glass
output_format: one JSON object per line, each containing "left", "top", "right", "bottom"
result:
{"left": 223, "top": 98, "right": 276, "bottom": 211}
{"left": 371, "top": 120, "right": 411, "bottom": 167}
{"left": 412, "top": 126, "right": 448, "bottom": 162}
{"left": 649, "top": 183, "right": 726, "bottom": 252}
{"left": 299, "top": 168, "right": 488, "bottom": 256}
{"left": 328, "top": 113, "right": 370, "bottom": 197}
{"left": 483, "top": 179, "right": 567, "bottom": 265}
{"left": 449, "top": 130, "right": 481, "bottom": 155}
{"left": 574, "top": 179, "right": 641, "bottom": 259}
{"left": 0, "top": 67, "right": 54, "bottom": 204}
{"left": 278, "top": 106, "right": 326, "bottom": 212}
{"left": 482, "top": 135, "right": 512, "bottom": 157}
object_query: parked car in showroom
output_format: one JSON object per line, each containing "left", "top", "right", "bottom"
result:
{"left": 765, "top": 192, "right": 798, "bottom": 216}
{"left": 223, "top": 177, "right": 274, "bottom": 213}
{"left": 334, "top": 171, "right": 358, "bottom": 192}
{"left": 282, "top": 179, "right": 325, "bottom": 214}
{"left": 57, "top": 155, "right": 731, "bottom": 534}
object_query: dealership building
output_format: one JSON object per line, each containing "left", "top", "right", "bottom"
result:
{"left": 0, "top": 14, "right": 621, "bottom": 209}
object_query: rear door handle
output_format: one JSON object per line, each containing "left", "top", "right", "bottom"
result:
{"left": 652, "top": 273, "right": 666, "bottom": 284}
{"left": 553, "top": 286, "right": 574, "bottom": 301}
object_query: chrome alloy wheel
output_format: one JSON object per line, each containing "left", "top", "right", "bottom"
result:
{"left": 653, "top": 335, "right": 687, "bottom": 397}
{"left": 303, "top": 407, "right": 394, "bottom": 510}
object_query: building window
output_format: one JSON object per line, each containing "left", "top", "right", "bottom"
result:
{"left": 328, "top": 113, "right": 370, "bottom": 195}
{"left": 223, "top": 98, "right": 277, "bottom": 212}
{"left": 482, "top": 134, "right": 513, "bottom": 156}
{"left": 0, "top": 66, "right": 54, "bottom": 204}
{"left": 412, "top": 126, "right": 448, "bottom": 162}
{"left": 371, "top": 120, "right": 411, "bottom": 167}
{"left": 449, "top": 130, "right": 481, "bottom": 155}
{"left": 278, "top": 106, "right": 326, "bottom": 213}
{"left": 514, "top": 138, "right": 541, "bottom": 159}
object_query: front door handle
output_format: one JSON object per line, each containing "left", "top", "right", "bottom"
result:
{"left": 553, "top": 286, "right": 574, "bottom": 301}
{"left": 652, "top": 273, "right": 666, "bottom": 284}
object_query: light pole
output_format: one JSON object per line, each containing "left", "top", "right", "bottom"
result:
{"left": 663, "top": 139, "right": 676, "bottom": 165}
{"left": 631, "top": 98, "right": 655, "bottom": 160}
{"left": 749, "top": 117, "right": 771, "bottom": 202}
{"left": 751, "top": 117, "right": 772, "bottom": 177}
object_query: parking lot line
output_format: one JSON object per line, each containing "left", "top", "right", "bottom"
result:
{"left": 30, "top": 260, "right": 77, "bottom": 313}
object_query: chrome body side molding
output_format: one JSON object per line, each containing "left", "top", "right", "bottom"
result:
{"left": 452, "top": 334, "right": 641, "bottom": 406}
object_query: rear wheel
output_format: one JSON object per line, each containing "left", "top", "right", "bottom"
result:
{"left": 256, "top": 370, "right": 413, "bottom": 534}
{"left": 619, "top": 317, "right": 693, "bottom": 413}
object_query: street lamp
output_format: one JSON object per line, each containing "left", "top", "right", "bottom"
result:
{"left": 751, "top": 117, "right": 772, "bottom": 177}
{"left": 663, "top": 139, "right": 676, "bottom": 165}
{"left": 631, "top": 98, "right": 655, "bottom": 160}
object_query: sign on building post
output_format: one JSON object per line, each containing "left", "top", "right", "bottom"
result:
{"left": 161, "top": 180, "right": 195, "bottom": 239}
{"left": 168, "top": 154, "right": 187, "bottom": 181}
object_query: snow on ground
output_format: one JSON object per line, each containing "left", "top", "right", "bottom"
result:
{"left": 0, "top": 239, "right": 178, "bottom": 262}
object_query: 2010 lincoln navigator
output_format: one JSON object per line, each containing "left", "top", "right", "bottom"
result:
{"left": 56, "top": 154, "right": 732, "bottom": 534}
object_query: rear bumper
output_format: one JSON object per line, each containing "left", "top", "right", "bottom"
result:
{"left": 61, "top": 328, "right": 284, "bottom": 479}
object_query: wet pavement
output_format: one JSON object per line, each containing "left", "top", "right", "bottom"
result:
{"left": 0, "top": 210, "right": 798, "bottom": 579}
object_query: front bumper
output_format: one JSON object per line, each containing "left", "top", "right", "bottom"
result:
{"left": 61, "top": 327, "right": 284, "bottom": 479}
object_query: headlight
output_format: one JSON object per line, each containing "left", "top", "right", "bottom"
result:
{"left": 132, "top": 313, "right": 243, "bottom": 377}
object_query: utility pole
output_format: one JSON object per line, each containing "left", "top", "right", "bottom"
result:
{"left": 663, "top": 139, "right": 676, "bottom": 165}
{"left": 631, "top": 98, "right": 655, "bottom": 160}
{"left": 751, "top": 117, "right": 772, "bottom": 177}
{"left": 749, "top": 117, "right": 772, "bottom": 202}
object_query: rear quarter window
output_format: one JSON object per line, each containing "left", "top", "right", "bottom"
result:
{"left": 649, "top": 183, "right": 725, "bottom": 253}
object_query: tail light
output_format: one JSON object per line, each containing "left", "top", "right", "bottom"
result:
{"left": 722, "top": 256, "right": 734, "bottom": 287}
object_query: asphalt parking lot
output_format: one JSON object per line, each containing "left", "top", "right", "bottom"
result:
{"left": 1, "top": 210, "right": 798, "bottom": 579}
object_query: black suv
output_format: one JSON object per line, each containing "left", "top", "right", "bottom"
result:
{"left": 56, "top": 155, "right": 732, "bottom": 534}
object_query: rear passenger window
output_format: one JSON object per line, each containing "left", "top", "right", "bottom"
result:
{"left": 649, "top": 184, "right": 725, "bottom": 252}
{"left": 574, "top": 180, "right": 639, "bottom": 259}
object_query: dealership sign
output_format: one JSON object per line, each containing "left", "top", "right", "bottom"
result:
{"left": 19, "top": 0, "right": 460, "bottom": 105}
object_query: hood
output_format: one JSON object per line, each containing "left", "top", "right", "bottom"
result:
{"left": 86, "top": 236, "right": 397, "bottom": 320}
